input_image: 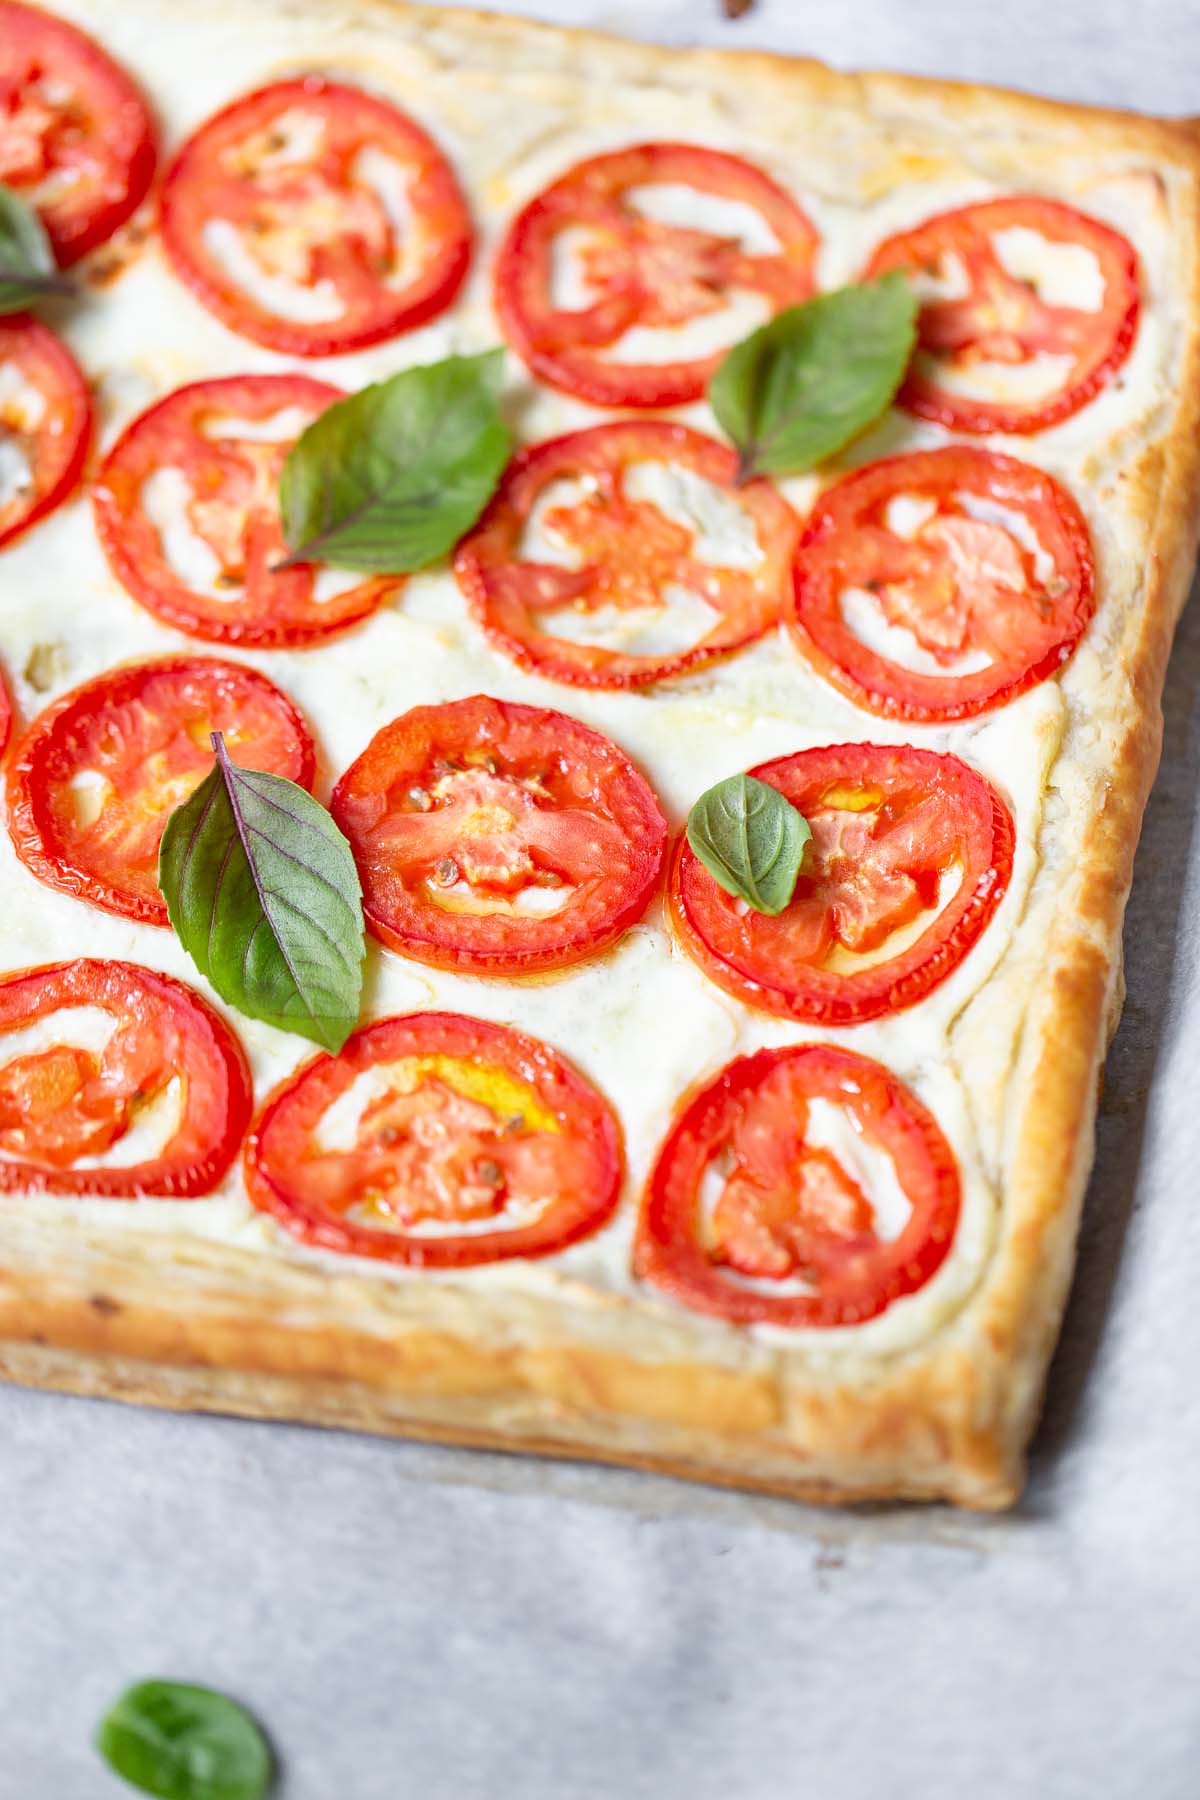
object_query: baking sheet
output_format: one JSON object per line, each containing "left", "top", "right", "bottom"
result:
{"left": 2, "top": 2, "right": 1199, "bottom": 1795}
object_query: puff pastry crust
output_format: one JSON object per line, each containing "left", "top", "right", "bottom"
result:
{"left": 2, "top": 0, "right": 1199, "bottom": 1507}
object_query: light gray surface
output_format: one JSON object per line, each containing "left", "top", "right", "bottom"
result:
{"left": 3, "top": 3, "right": 1200, "bottom": 1796}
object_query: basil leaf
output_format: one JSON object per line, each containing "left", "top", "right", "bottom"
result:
{"left": 95, "top": 1680, "right": 273, "bottom": 1800}
{"left": 686, "top": 774, "right": 811, "bottom": 916}
{"left": 278, "top": 347, "right": 511, "bottom": 572}
{"left": 0, "top": 185, "right": 73, "bottom": 312}
{"left": 158, "top": 734, "right": 365, "bottom": 1053}
{"left": 708, "top": 274, "right": 918, "bottom": 481}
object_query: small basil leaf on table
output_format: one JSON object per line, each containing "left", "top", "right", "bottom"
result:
{"left": 95, "top": 1679, "right": 273, "bottom": 1800}
{"left": 158, "top": 733, "right": 365, "bottom": 1053}
{"left": 277, "top": 347, "right": 511, "bottom": 572}
{"left": 686, "top": 774, "right": 811, "bottom": 916}
{"left": 0, "top": 184, "right": 74, "bottom": 313}
{"left": 708, "top": 273, "right": 918, "bottom": 481}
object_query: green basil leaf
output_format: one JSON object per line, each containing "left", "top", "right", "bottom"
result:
{"left": 708, "top": 274, "right": 918, "bottom": 481}
{"left": 277, "top": 347, "right": 511, "bottom": 572}
{"left": 686, "top": 774, "right": 811, "bottom": 916}
{"left": 0, "top": 184, "right": 74, "bottom": 313}
{"left": 95, "top": 1680, "right": 273, "bottom": 1800}
{"left": 158, "top": 734, "right": 365, "bottom": 1053}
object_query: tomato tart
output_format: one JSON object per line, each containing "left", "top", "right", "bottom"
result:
{"left": 0, "top": 0, "right": 1198, "bottom": 1513}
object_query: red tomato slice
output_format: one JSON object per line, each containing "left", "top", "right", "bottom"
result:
{"left": 0, "top": 1, "right": 156, "bottom": 267}
{"left": 0, "top": 315, "right": 91, "bottom": 550}
{"left": 0, "top": 666, "right": 10, "bottom": 755}
{"left": 93, "top": 374, "right": 400, "bottom": 648}
{"left": 160, "top": 77, "right": 471, "bottom": 356}
{"left": 456, "top": 421, "right": 799, "bottom": 689}
{"left": 6, "top": 656, "right": 317, "bottom": 926}
{"left": 495, "top": 142, "right": 818, "bottom": 408}
{"left": 672, "top": 743, "right": 1014, "bottom": 1026}
{"left": 244, "top": 1010, "right": 623, "bottom": 1267}
{"left": 331, "top": 694, "right": 668, "bottom": 976}
{"left": 0, "top": 958, "right": 251, "bottom": 1197}
{"left": 863, "top": 196, "right": 1139, "bottom": 434}
{"left": 791, "top": 446, "right": 1095, "bottom": 721}
{"left": 635, "top": 1043, "right": 960, "bottom": 1327}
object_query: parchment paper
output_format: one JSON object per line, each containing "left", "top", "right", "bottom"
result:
{"left": 2, "top": 4, "right": 1199, "bottom": 1795}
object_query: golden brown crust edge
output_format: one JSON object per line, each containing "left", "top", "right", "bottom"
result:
{"left": 1, "top": 3, "right": 1200, "bottom": 1509}
{"left": 976, "top": 299, "right": 1200, "bottom": 1485}
{"left": 381, "top": 0, "right": 1200, "bottom": 160}
{"left": 0, "top": 1340, "right": 951, "bottom": 1508}
{"left": 933, "top": 138, "right": 1200, "bottom": 1493}
{"left": 0, "top": 1267, "right": 1014, "bottom": 1507}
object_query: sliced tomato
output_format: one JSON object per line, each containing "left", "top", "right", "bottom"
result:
{"left": 791, "top": 446, "right": 1095, "bottom": 721}
{"left": 0, "top": 958, "right": 251, "bottom": 1197}
{"left": 332, "top": 694, "right": 667, "bottom": 976}
{"left": 0, "top": 667, "right": 9, "bottom": 755}
{"left": 672, "top": 743, "right": 1013, "bottom": 1026}
{"left": 0, "top": 315, "right": 91, "bottom": 550}
{"left": 6, "top": 656, "right": 317, "bottom": 926}
{"left": 244, "top": 1010, "right": 623, "bottom": 1267}
{"left": 495, "top": 142, "right": 818, "bottom": 408}
{"left": 0, "top": 1, "right": 156, "bottom": 267}
{"left": 160, "top": 77, "right": 471, "bottom": 356}
{"left": 456, "top": 420, "right": 799, "bottom": 689}
{"left": 635, "top": 1043, "right": 960, "bottom": 1327}
{"left": 93, "top": 374, "right": 400, "bottom": 648}
{"left": 863, "top": 196, "right": 1139, "bottom": 435}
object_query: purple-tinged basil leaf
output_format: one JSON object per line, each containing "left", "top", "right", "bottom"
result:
{"left": 158, "top": 734, "right": 364, "bottom": 1053}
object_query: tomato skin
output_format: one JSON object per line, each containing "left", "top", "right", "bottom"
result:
{"left": 495, "top": 141, "right": 818, "bottom": 408}
{"left": 791, "top": 446, "right": 1096, "bottom": 722}
{"left": 0, "top": 1, "right": 157, "bottom": 267}
{"left": 671, "top": 743, "right": 1014, "bottom": 1026}
{"left": 635, "top": 1044, "right": 960, "bottom": 1328}
{"left": 0, "top": 959, "right": 252, "bottom": 1198}
{"left": 93, "top": 373, "right": 400, "bottom": 649}
{"left": 6, "top": 655, "right": 317, "bottom": 926}
{"left": 0, "top": 667, "right": 11, "bottom": 757}
{"left": 160, "top": 77, "right": 472, "bottom": 357}
{"left": 0, "top": 316, "right": 91, "bottom": 551}
{"left": 863, "top": 196, "right": 1139, "bottom": 435}
{"left": 331, "top": 694, "right": 668, "bottom": 976}
{"left": 244, "top": 1010, "right": 624, "bottom": 1268}
{"left": 456, "top": 420, "right": 799, "bottom": 690}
